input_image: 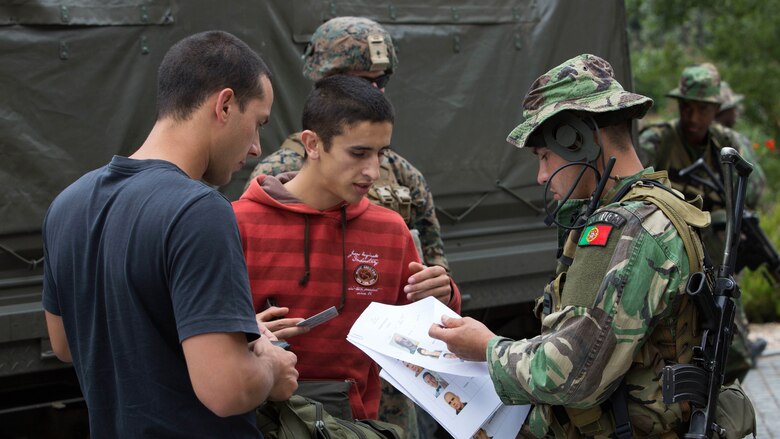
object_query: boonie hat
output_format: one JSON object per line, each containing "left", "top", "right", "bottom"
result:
{"left": 718, "top": 81, "right": 744, "bottom": 112}
{"left": 303, "top": 16, "right": 398, "bottom": 81}
{"left": 507, "top": 53, "right": 653, "bottom": 149}
{"left": 666, "top": 63, "right": 722, "bottom": 104}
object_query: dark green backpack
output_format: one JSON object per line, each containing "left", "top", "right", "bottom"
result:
{"left": 256, "top": 395, "right": 404, "bottom": 439}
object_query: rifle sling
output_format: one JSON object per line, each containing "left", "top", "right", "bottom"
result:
{"left": 612, "top": 381, "right": 633, "bottom": 439}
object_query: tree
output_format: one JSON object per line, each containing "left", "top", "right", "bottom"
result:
{"left": 626, "top": 0, "right": 780, "bottom": 141}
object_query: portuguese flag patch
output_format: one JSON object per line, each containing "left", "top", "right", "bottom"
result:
{"left": 578, "top": 224, "right": 613, "bottom": 247}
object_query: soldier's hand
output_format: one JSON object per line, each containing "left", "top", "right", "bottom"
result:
{"left": 256, "top": 307, "right": 310, "bottom": 341}
{"left": 428, "top": 316, "right": 495, "bottom": 362}
{"left": 405, "top": 261, "right": 452, "bottom": 304}
{"left": 252, "top": 335, "right": 299, "bottom": 401}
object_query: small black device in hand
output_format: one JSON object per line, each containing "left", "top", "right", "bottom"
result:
{"left": 271, "top": 340, "right": 291, "bottom": 351}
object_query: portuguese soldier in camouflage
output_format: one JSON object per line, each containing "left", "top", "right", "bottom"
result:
{"left": 638, "top": 64, "right": 767, "bottom": 383}
{"left": 244, "top": 16, "right": 450, "bottom": 437}
{"left": 637, "top": 63, "right": 766, "bottom": 209}
{"left": 245, "top": 16, "right": 448, "bottom": 273}
{"left": 428, "top": 54, "right": 756, "bottom": 438}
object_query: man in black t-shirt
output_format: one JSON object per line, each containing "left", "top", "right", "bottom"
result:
{"left": 42, "top": 31, "right": 298, "bottom": 437}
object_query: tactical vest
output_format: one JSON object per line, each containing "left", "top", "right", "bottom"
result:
{"left": 549, "top": 174, "right": 710, "bottom": 438}
{"left": 281, "top": 134, "right": 412, "bottom": 224}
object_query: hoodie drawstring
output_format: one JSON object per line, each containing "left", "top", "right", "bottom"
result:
{"left": 339, "top": 205, "right": 347, "bottom": 311}
{"left": 299, "top": 214, "right": 311, "bottom": 286}
{"left": 298, "top": 207, "right": 347, "bottom": 312}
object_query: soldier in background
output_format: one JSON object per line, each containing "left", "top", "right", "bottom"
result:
{"left": 244, "top": 16, "right": 448, "bottom": 438}
{"left": 637, "top": 63, "right": 766, "bottom": 213}
{"left": 429, "top": 54, "right": 736, "bottom": 437}
{"left": 638, "top": 64, "right": 767, "bottom": 383}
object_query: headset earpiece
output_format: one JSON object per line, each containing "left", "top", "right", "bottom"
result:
{"left": 542, "top": 112, "right": 600, "bottom": 162}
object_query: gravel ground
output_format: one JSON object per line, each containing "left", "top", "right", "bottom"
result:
{"left": 749, "top": 322, "right": 780, "bottom": 353}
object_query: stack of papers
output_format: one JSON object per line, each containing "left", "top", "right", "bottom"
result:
{"left": 347, "top": 297, "right": 530, "bottom": 439}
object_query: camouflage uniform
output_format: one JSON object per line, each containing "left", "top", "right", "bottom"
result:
{"left": 638, "top": 64, "right": 766, "bottom": 383}
{"left": 245, "top": 16, "right": 456, "bottom": 438}
{"left": 492, "top": 54, "right": 712, "bottom": 438}
{"left": 245, "top": 137, "right": 305, "bottom": 181}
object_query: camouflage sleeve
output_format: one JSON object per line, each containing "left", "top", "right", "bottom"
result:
{"left": 637, "top": 126, "right": 661, "bottom": 168}
{"left": 243, "top": 148, "right": 305, "bottom": 191}
{"left": 732, "top": 131, "right": 766, "bottom": 208}
{"left": 486, "top": 205, "right": 687, "bottom": 409}
{"left": 386, "top": 151, "right": 450, "bottom": 271}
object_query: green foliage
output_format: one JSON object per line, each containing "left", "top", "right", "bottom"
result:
{"left": 702, "top": 0, "right": 780, "bottom": 141}
{"left": 627, "top": 0, "right": 780, "bottom": 139}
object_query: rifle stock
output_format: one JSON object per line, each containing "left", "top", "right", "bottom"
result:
{"left": 661, "top": 147, "right": 752, "bottom": 438}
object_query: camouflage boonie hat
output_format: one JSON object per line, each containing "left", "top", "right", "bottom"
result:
{"left": 506, "top": 54, "right": 653, "bottom": 149}
{"left": 719, "top": 81, "right": 744, "bottom": 112}
{"left": 666, "top": 63, "right": 721, "bottom": 104}
{"left": 302, "top": 16, "right": 398, "bottom": 81}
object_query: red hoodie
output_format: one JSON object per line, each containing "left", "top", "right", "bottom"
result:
{"left": 233, "top": 173, "right": 461, "bottom": 420}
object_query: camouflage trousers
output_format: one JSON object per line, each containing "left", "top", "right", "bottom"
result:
{"left": 378, "top": 378, "right": 419, "bottom": 439}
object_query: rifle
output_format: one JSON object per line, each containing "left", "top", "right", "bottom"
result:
{"left": 737, "top": 211, "right": 780, "bottom": 285}
{"left": 662, "top": 147, "right": 753, "bottom": 438}
{"left": 675, "top": 157, "right": 780, "bottom": 285}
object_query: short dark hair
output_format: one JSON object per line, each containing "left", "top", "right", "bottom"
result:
{"left": 302, "top": 75, "right": 394, "bottom": 150}
{"left": 600, "top": 121, "right": 633, "bottom": 151}
{"left": 156, "top": 30, "right": 271, "bottom": 121}
{"left": 422, "top": 371, "right": 435, "bottom": 381}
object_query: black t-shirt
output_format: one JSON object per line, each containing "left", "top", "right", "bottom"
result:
{"left": 43, "top": 156, "right": 261, "bottom": 438}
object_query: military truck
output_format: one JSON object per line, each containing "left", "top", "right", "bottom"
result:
{"left": 0, "top": 0, "right": 635, "bottom": 432}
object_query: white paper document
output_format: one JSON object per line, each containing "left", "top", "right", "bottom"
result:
{"left": 347, "top": 297, "right": 530, "bottom": 439}
{"left": 347, "top": 296, "right": 487, "bottom": 377}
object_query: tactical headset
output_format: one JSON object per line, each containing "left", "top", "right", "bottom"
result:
{"left": 538, "top": 111, "right": 617, "bottom": 231}
{"left": 541, "top": 111, "right": 601, "bottom": 163}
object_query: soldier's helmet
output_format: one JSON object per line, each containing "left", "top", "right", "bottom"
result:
{"left": 506, "top": 53, "right": 653, "bottom": 149}
{"left": 302, "top": 16, "right": 398, "bottom": 81}
{"left": 719, "top": 81, "right": 744, "bottom": 112}
{"left": 666, "top": 63, "right": 722, "bottom": 104}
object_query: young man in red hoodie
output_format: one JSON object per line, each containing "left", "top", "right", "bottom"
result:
{"left": 233, "top": 75, "right": 461, "bottom": 421}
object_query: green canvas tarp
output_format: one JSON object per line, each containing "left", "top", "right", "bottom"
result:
{"left": 0, "top": 0, "right": 634, "bottom": 319}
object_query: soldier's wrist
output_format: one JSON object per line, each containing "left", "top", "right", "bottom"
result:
{"left": 485, "top": 335, "right": 509, "bottom": 364}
